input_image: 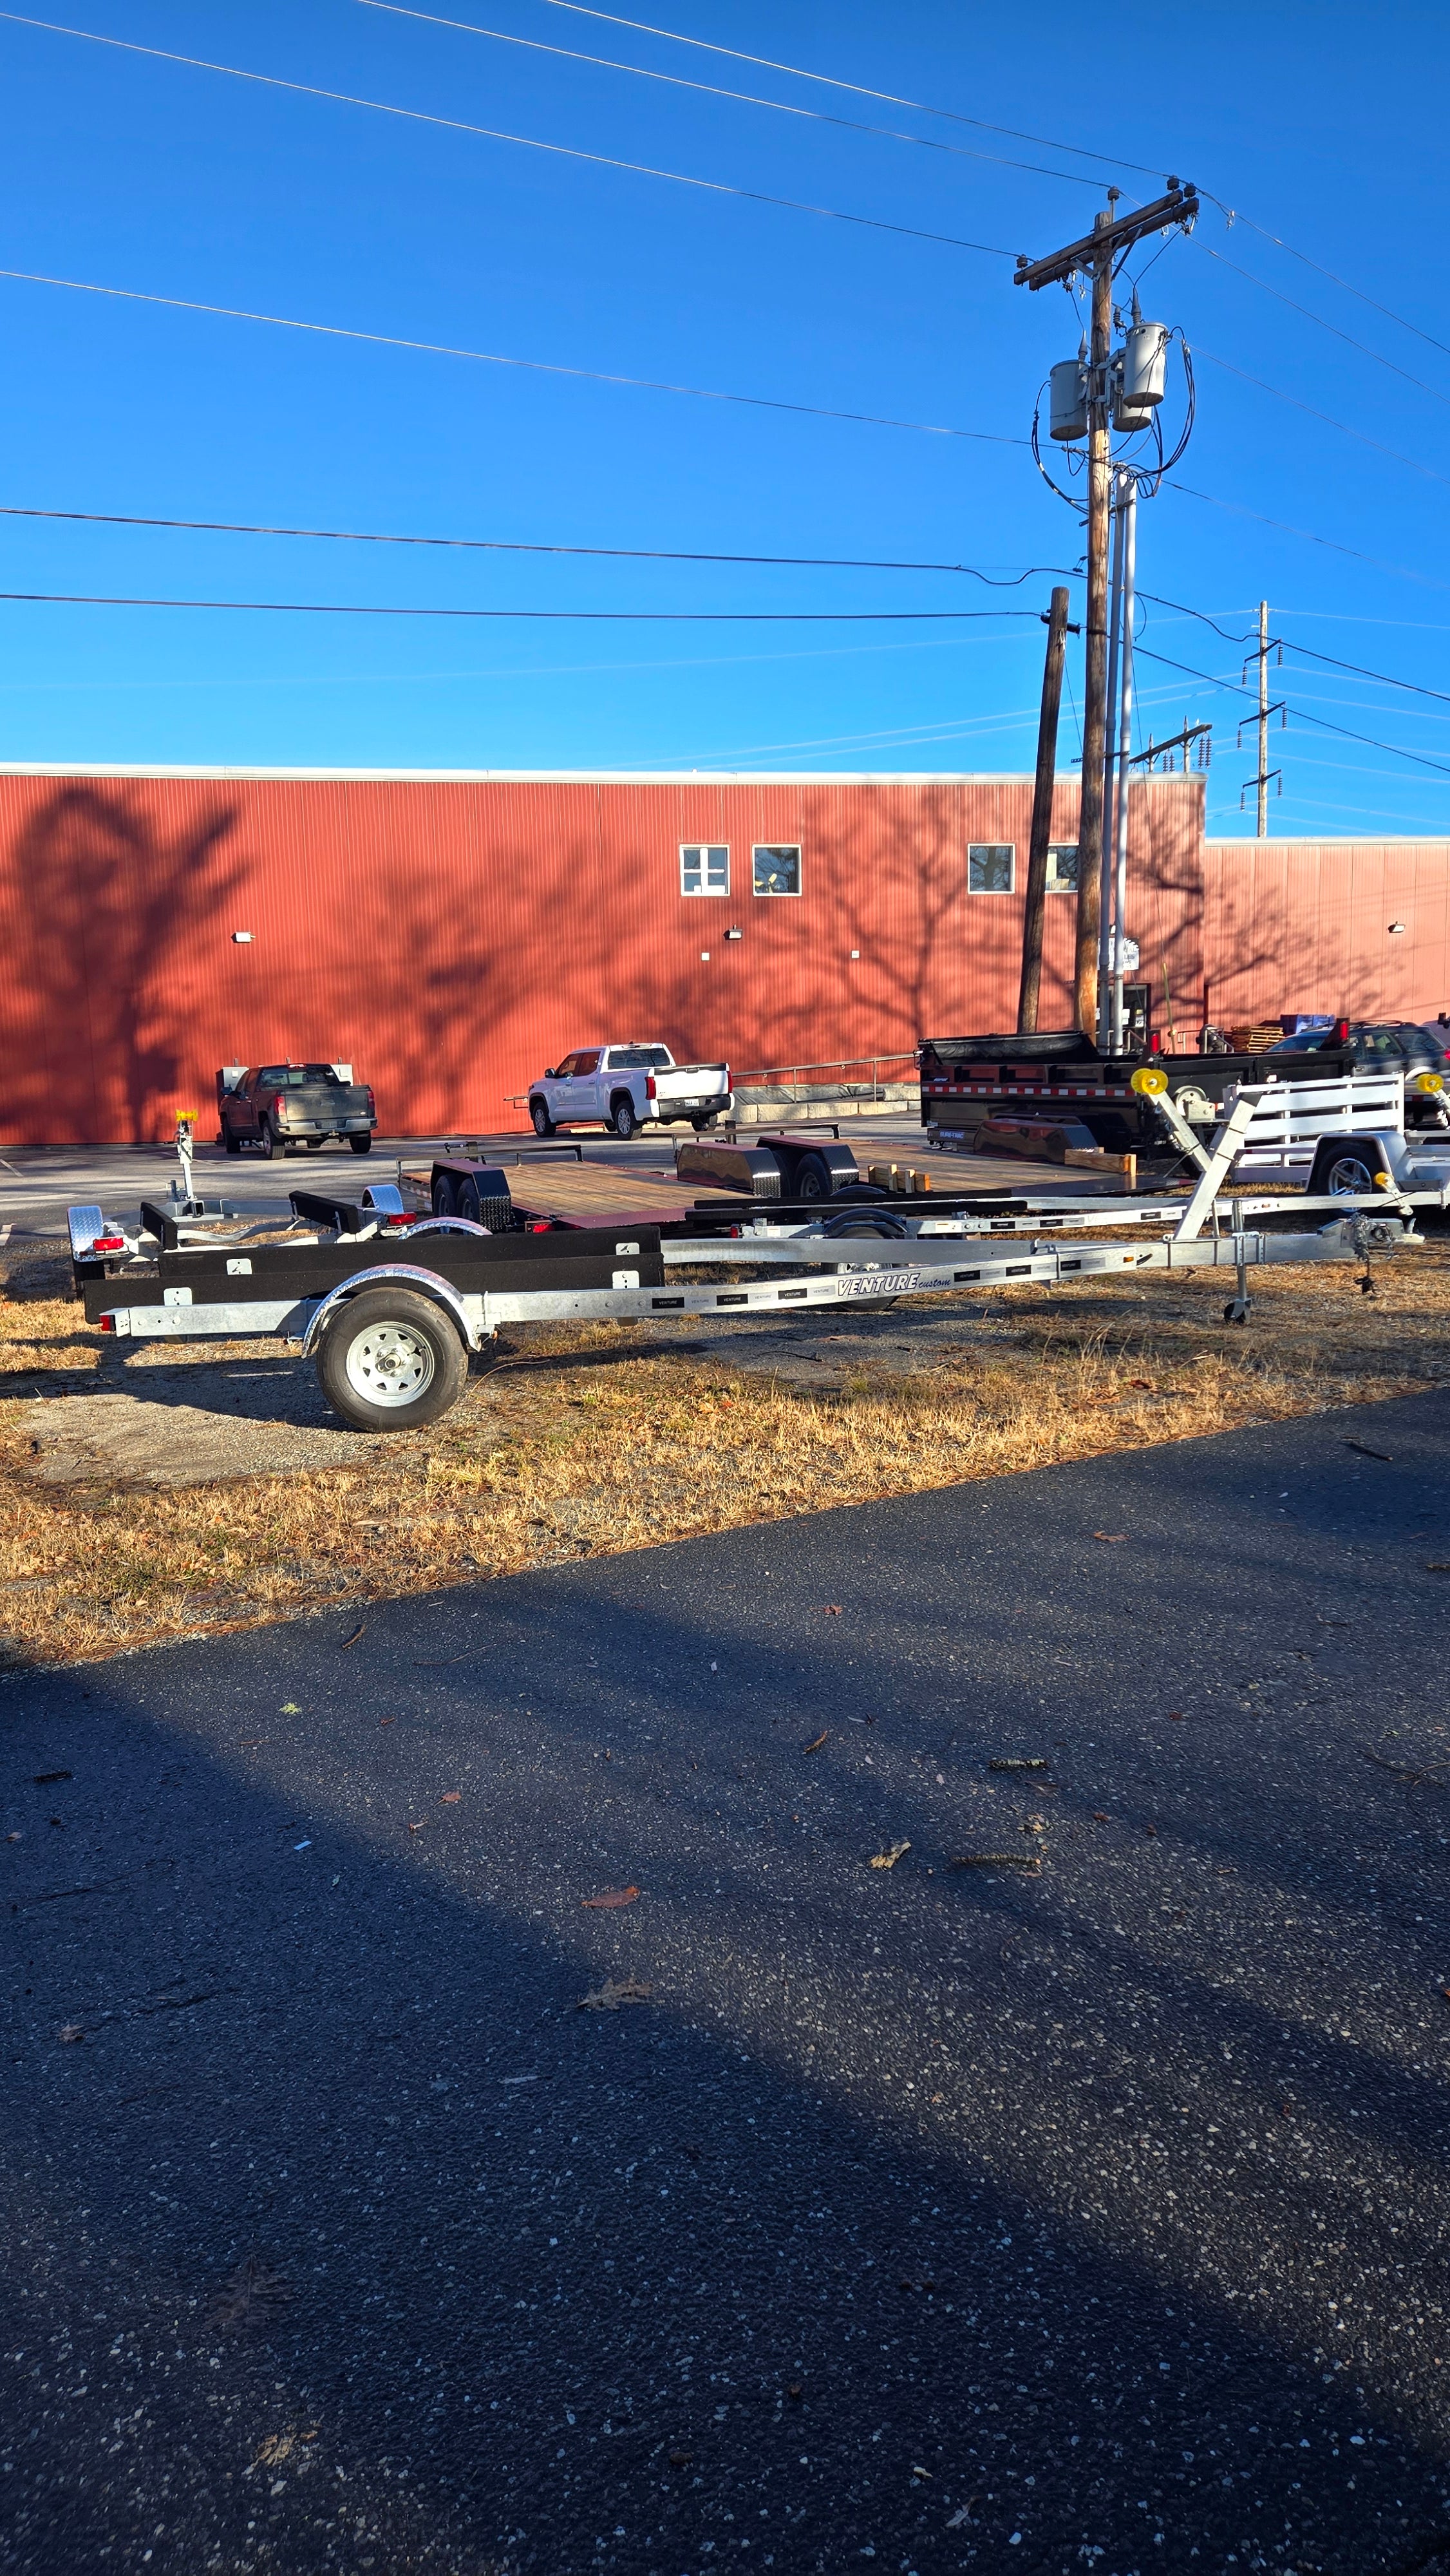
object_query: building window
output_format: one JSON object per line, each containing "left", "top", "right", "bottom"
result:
{"left": 753, "top": 844, "right": 802, "bottom": 897}
{"left": 968, "top": 843, "right": 1015, "bottom": 893}
{"left": 1046, "top": 842, "right": 1080, "bottom": 891}
{"left": 681, "top": 843, "right": 729, "bottom": 896}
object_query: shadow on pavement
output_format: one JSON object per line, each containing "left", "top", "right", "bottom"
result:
{"left": 5, "top": 1390, "right": 1450, "bottom": 2574}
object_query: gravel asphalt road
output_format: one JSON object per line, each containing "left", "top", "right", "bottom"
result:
{"left": 5, "top": 1391, "right": 1450, "bottom": 2576}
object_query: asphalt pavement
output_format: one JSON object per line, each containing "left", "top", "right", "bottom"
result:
{"left": 5, "top": 1393, "right": 1450, "bottom": 2575}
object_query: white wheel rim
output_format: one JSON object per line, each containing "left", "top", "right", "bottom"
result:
{"left": 344, "top": 1320, "right": 435, "bottom": 1407}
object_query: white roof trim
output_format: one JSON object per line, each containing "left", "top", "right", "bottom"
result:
{"left": 1205, "top": 835, "right": 1450, "bottom": 851}
{"left": 0, "top": 763, "right": 1081, "bottom": 786}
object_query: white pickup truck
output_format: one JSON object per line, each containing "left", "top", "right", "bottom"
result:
{"left": 529, "top": 1044, "right": 733, "bottom": 1140}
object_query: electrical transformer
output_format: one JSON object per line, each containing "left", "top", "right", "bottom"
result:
{"left": 1049, "top": 358, "right": 1088, "bottom": 442}
{"left": 1113, "top": 319, "right": 1169, "bottom": 431}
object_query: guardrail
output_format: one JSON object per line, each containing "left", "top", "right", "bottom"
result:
{"left": 733, "top": 1052, "right": 919, "bottom": 1092}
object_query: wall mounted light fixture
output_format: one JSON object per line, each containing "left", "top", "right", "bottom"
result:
{"left": 1388, "top": 920, "right": 1407, "bottom": 935}
{"left": 231, "top": 930, "right": 254, "bottom": 944}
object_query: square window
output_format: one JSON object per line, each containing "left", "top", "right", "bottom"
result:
{"left": 753, "top": 844, "right": 802, "bottom": 898}
{"left": 1046, "top": 842, "right": 1080, "bottom": 892}
{"left": 968, "top": 843, "right": 1015, "bottom": 894}
{"left": 681, "top": 843, "right": 729, "bottom": 896}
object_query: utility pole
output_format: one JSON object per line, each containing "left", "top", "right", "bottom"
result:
{"left": 1257, "top": 598, "right": 1269, "bottom": 838}
{"left": 1239, "top": 598, "right": 1283, "bottom": 832}
{"left": 1017, "top": 585, "right": 1075, "bottom": 1033}
{"left": 1015, "top": 179, "right": 1198, "bottom": 1033}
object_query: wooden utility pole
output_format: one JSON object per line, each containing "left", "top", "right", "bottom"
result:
{"left": 1017, "top": 585, "right": 1073, "bottom": 1032}
{"left": 1015, "top": 178, "right": 1199, "bottom": 1032}
{"left": 1077, "top": 219, "right": 1115, "bottom": 1034}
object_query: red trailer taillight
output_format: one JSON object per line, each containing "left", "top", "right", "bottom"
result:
{"left": 91, "top": 1233, "right": 126, "bottom": 1253}
{"left": 97, "top": 1313, "right": 116, "bottom": 1334}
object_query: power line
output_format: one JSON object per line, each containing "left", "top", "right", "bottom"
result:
{"left": 0, "top": 500, "right": 1058, "bottom": 582}
{"left": 0, "top": 264, "right": 1025, "bottom": 445}
{"left": 20, "top": 496, "right": 1450, "bottom": 743}
{"left": 0, "top": 13, "right": 1010, "bottom": 257}
{"left": 0, "top": 587, "right": 1044, "bottom": 623}
{"left": 350, "top": 0, "right": 1110, "bottom": 189}
{"left": 1192, "top": 348, "right": 1450, "bottom": 490}
{"left": 1200, "top": 196, "right": 1450, "bottom": 368}
{"left": 533, "top": 0, "right": 1167, "bottom": 180}
{"left": 1283, "top": 640, "right": 1450, "bottom": 710}
{"left": 1134, "top": 642, "right": 1450, "bottom": 777}
{"left": 1200, "top": 243, "right": 1450, "bottom": 407}
{"left": 1163, "top": 481, "right": 1450, "bottom": 595}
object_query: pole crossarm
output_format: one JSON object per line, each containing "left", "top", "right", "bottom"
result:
{"left": 1013, "top": 184, "right": 1199, "bottom": 290}
{"left": 1127, "top": 720, "right": 1211, "bottom": 768}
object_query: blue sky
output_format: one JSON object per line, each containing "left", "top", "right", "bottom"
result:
{"left": 0, "top": 0, "right": 1447, "bottom": 835}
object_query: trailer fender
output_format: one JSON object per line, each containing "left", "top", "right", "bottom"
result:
{"left": 300, "top": 1262, "right": 484, "bottom": 1358}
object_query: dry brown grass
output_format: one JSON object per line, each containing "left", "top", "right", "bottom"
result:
{"left": 0, "top": 1233, "right": 1446, "bottom": 1669}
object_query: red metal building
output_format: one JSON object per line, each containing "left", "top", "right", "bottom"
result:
{"left": 0, "top": 762, "right": 1444, "bottom": 1143}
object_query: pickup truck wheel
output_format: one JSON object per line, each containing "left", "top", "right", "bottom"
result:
{"left": 258, "top": 1118, "right": 277, "bottom": 1160}
{"left": 317, "top": 1289, "right": 466, "bottom": 1431}
{"left": 349, "top": 1133, "right": 372, "bottom": 1155}
{"left": 530, "top": 1097, "right": 555, "bottom": 1137}
{"left": 610, "top": 1095, "right": 637, "bottom": 1140}
{"left": 223, "top": 1128, "right": 242, "bottom": 1157}
{"left": 690, "top": 1115, "right": 716, "bottom": 1132}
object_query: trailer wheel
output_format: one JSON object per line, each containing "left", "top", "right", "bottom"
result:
{"left": 1323, "top": 1151, "right": 1377, "bottom": 1197}
{"left": 793, "top": 1152, "right": 833, "bottom": 1200}
{"left": 316, "top": 1289, "right": 467, "bottom": 1432}
{"left": 432, "top": 1173, "right": 459, "bottom": 1217}
{"left": 530, "top": 1097, "right": 555, "bottom": 1137}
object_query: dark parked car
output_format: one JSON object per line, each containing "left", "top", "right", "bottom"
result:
{"left": 216, "top": 1063, "right": 377, "bottom": 1157}
{"left": 1266, "top": 1021, "right": 1450, "bottom": 1126}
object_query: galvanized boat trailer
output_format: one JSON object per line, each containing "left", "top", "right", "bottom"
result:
{"left": 67, "top": 1077, "right": 1445, "bottom": 1434}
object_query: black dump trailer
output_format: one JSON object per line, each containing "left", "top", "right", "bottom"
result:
{"left": 918, "top": 1030, "right": 1358, "bottom": 1157}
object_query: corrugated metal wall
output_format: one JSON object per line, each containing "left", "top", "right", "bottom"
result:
{"left": 0, "top": 768, "right": 1440, "bottom": 1141}
{"left": 1201, "top": 838, "right": 1450, "bottom": 1031}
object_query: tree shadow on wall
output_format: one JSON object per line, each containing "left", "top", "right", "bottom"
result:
{"left": 2, "top": 786, "right": 249, "bottom": 1143}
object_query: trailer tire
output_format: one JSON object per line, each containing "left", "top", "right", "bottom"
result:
{"left": 530, "top": 1097, "right": 555, "bottom": 1137}
{"left": 316, "top": 1288, "right": 467, "bottom": 1432}
{"left": 794, "top": 1152, "right": 832, "bottom": 1200}
{"left": 432, "top": 1173, "right": 459, "bottom": 1217}
{"left": 610, "top": 1094, "right": 638, "bottom": 1139}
